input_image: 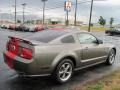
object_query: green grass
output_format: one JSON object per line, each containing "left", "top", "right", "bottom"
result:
{"left": 71, "top": 70, "right": 120, "bottom": 90}
{"left": 47, "top": 24, "right": 109, "bottom": 32}
{"left": 86, "top": 81, "right": 104, "bottom": 90}
{"left": 80, "top": 26, "right": 109, "bottom": 31}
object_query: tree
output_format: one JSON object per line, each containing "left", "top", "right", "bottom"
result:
{"left": 98, "top": 16, "right": 106, "bottom": 27}
{"left": 17, "top": 19, "right": 21, "bottom": 23}
{"left": 26, "top": 20, "right": 31, "bottom": 24}
{"left": 110, "top": 17, "right": 114, "bottom": 28}
{"left": 30, "top": 20, "right": 35, "bottom": 24}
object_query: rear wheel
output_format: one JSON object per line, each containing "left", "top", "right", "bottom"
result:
{"left": 52, "top": 59, "right": 74, "bottom": 84}
{"left": 106, "top": 49, "right": 116, "bottom": 65}
{"left": 110, "top": 33, "right": 114, "bottom": 36}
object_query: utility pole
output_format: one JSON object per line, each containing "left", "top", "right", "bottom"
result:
{"left": 88, "top": 0, "right": 94, "bottom": 32}
{"left": 66, "top": 10, "right": 69, "bottom": 26}
{"left": 0, "top": 10, "right": 1, "bottom": 26}
{"left": 14, "top": 0, "right": 17, "bottom": 26}
{"left": 22, "top": 3, "right": 27, "bottom": 24}
{"left": 41, "top": 0, "right": 47, "bottom": 25}
{"left": 74, "top": 0, "right": 78, "bottom": 26}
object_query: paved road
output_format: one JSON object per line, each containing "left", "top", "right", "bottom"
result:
{"left": 0, "top": 29, "right": 120, "bottom": 90}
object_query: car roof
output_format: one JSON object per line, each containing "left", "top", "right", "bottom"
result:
{"left": 25, "top": 29, "right": 87, "bottom": 43}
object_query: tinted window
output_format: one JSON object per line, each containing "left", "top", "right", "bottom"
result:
{"left": 78, "top": 33, "right": 97, "bottom": 44}
{"left": 61, "top": 35, "right": 75, "bottom": 43}
{"left": 27, "top": 30, "right": 67, "bottom": 43}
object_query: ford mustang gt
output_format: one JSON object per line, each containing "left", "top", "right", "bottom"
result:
{"left": 3, "top": 29, "right": 116, "bottom": 84}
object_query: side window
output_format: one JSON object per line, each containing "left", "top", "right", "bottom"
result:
{"left": 61, "top": 35, "right": 75, "bottom": 43}
{"left": 78, "top": 33, "right": 97, "bottom": 44}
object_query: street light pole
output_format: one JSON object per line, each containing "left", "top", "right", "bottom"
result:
{"left": 14, "top": 0, "right": 17, "bottom": 26}
{"left": 66, "top": 10, "right": 69, "bottom": 26}
{"left": 41, "top": 0, "right": 47, "bottom": 25}
{"left": 74, "top": 0, "right": 78, "bottom": 26}
{"left": 88, "top": 0, "right": 94, "bottom": 32}
{"left": 22, "top": 3, "right": 27, "bottom": 24}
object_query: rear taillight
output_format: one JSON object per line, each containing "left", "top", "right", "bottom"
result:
{"left": 7, "top": 39, "right": 20, "bottom": 55}
{"left": 20, "top": 48, "right": 33, "bottom": 60}
{"left": 6, "top": 37, "right": 33, "bottom": 60}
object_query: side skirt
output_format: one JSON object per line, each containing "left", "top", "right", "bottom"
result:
{"left": 75, "top": 60, "right": 106, "bottom": 71}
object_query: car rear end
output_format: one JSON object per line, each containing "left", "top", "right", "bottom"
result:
{"left": 3, "top": 30, "right": 69, "bottom": 76}
{"left": 18, "top": 24, "right": 29, "bottom": 32}
{"left": 105, "top": 29, "right": 111, "bottom": 34}
{"left": 9, "top": 25, "right": 17, "bottom": 30}
{"left": 3, "top": 36, "right": 38, "bottom": 75}
{"left": 34, "top": 25, "right": 47, "bottom": 32}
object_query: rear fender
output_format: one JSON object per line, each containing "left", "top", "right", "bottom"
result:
{"left": 51, "top": 51, "right": 80, "bottom": 71}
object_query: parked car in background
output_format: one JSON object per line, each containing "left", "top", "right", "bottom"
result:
{"left": 34, "top": 24, "right": 47, "bottom": 32}
{"left": 3, "top": 29, "right": 116, "bottom": 84}
{"left": 8, "top": 24, "right": 19, "bottom": 30}
{"left": 1, "top": 24, "right": 8, "bottom": 29}
{"left": 29, "top": 25, "right": 36, "bottom": 32}
{"left": 105, "top": 28, "right": 120, "bottom": 35}
{"left": 17, "top": 24, "right": 29, "bottom": 32}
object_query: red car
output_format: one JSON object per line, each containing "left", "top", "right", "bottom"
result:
{"left": 34, "top": 25, "right": 47, "bottom": 32}
{"left": 9, "top": 25, "right": 19, "bottom": 30}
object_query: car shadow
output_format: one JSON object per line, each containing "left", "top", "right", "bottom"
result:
{"left": 5, "top": 63, "right": 115, "bottom": 90}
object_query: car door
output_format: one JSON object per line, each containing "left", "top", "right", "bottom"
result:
{"left": 77, "top": 33, "right": 107, "bottom": 64}
{"left": 116, "top": 29, "right": 120, "bottom": 35}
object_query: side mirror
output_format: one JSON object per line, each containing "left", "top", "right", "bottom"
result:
{"left": 97, "top": 39, "right": 103, "bottom": 44}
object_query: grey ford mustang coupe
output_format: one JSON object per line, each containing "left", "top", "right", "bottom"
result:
{"left": 3, "top": 29, "right": 116, "bottom": 84}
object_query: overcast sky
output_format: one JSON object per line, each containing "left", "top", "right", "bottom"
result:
{"left": 0, "top": 0, "right": 120, "bottom": 24}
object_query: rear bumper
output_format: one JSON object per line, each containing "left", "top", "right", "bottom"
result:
{"left": 4, "top": 52, "right": 29, "bottom": 73}
{"left": 3, "top": 51, "right": 52, "bottom": 76}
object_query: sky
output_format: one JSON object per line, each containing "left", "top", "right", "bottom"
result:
{"left": 0, "top": 0, "right": 120, "bottom": 24}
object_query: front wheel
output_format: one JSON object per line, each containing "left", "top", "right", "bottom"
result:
{"left": 106, "top": 49, "right": 116, "bottom": 65}
{"left": 52, "top": 59, "right": 74, "bottom": 84}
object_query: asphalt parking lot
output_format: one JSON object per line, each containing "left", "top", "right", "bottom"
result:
{"left": 0, "top": 28, "right": 120, "bottom": 90}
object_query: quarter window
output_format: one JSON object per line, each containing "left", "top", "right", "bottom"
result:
{"left": 61, "top": 35, "right": 75, "bottom": 43}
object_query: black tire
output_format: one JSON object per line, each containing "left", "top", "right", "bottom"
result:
{"left": 106, "top": 49, "right": 116, "bottom": 65}
{"left": 52, "top": 59, "right": 74, "bottom": 84}
{"left": 110, "top": 33, "right": 114, "bottom": 36}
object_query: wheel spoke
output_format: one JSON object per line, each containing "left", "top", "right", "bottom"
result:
{"left": 62, "top": 64, "right": 65, "bottom": 69}
{"left": 66, "top": 71, "right": 71, "bottom": 75}
{"left": 61, "top": 73, "right": 66, "bottom": 79}
{"left": 59, "top": 70, "right": 64, "bottom": 75}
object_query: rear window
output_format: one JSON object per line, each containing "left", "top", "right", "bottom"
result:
{"left": 27, "top": 30, "right": 67, "bottom": 43}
